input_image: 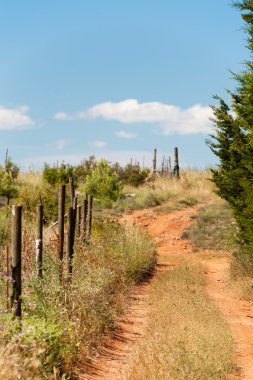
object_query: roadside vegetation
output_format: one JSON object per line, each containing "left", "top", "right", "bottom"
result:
{"left": 0, "top": 218, "right": 155, "bottom": 379}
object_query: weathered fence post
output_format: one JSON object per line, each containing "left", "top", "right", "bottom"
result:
{"left": 83, "top": 195, "right": 88, "bottom": 239}
{"left": 153, "top": 148, "right": 157, "bottom": 172}
{"left": 76, "top": 204, "right": 82, "bottom": 238}
{"left": 162, "top": 155, "right": 165, "bottom": 174}
{"left": 88, "top": 195, "right": 93, "bottom": 240}
{"left": 173, "top": 147, "right": 180, "bottom": 178}
{"left": 36, "top": 204, "right": 43, "bottom": 278}
{"left": 69, "top": 177, "right": 75, "bottom": 207}
{"left": 58, "top": 185, "right": 65, "bottom": 261}
{"left": 67, "top": 207, "right": 75, "bottom": 276}
{"left": 11, "top": 205, "right": 22, "bottom": 318}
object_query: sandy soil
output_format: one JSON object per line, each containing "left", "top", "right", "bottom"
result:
{"left": 78, "top": 204, "right": 253, "bottom": 380}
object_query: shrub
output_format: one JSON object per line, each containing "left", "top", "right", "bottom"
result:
{"left": 121, "top": 164, "right": 150, "bottom": 187}
{"left": 0, "top": 171, "right": 19, "bottom": 203}
{"left": 43, "top": 162, "right": 74, "bottom": 186}
{"left": 85, "top": 160, "right": 123, "bottom": 206}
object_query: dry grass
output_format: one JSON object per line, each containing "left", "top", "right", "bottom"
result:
{"left": 0, "top": 343, "right": 42, "bottom": 380}
{"left": 116, "top": 170, "right": 219, "bottom": 212}
{"left": 183, "top": 201, "right": 237, "bottom": 251}
{"left": 127, "top": 264, "right": 235, "bottom": 380}
{"left": 18, "top": 171, "right": 43, "bottom": 187}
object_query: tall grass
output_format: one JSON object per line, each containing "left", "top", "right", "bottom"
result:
{"left": 0, "top": 218, "right": 156, "bottom": 378}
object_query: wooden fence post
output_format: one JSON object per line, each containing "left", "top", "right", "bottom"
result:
{"left": 6, "top": 245, "right": 9, "bottom": 309}
{"left": 88, "top": 195, "right": 93, "bottom": 240}
{"left": 67, "top": 207, "right": 75, "bottom": 276}
{"left": 76, "top": 204, "right": 82, "bottom": 238}
{"left": 72, "top": 196, "right": 77, "bottom": 238}
{"left": 162, "top": 155, "right": 165, "bottom": 174}
{"left": 58, "top": 185, "right": 65, "bottom": 261}
{"left": 11, "top": 205, "right": 22, "bottom": 318}
{"left": 173, "top": 147, "right": 180, "bottom": 178}
{"left": 69, "top": 177, "right": 75, "bottom": 207}
{"left": 153, "top": 148, "right": 157, "bottom": 172}
{"left": 83, "top": 195, "right": 88, "bottom": 239}
{"left": 36, "top": 204, "right": 43, "bottom": 278}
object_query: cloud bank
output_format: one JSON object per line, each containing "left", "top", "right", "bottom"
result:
{"left": 54, "top": 99, "right": 212, "bottom": 135}
{"left": 0, "top": 106, "right": 34, "bottom": 130}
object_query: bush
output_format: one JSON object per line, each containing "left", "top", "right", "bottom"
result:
{"left": 0, "top": 171, "right": 19, "bottom": 203}
{"left": 16, "top": 181, "right": 59, "bottom": 222}
{"left": 85, "top": 160, "right": 123, "bottom": 206}
{"left": 43, "top": 162, "right": 74, "bottom": 186}
{"left": 121, "top": 164, "right": 150, "bottom": 187}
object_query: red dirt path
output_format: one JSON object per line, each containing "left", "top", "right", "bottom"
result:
{"left": 78, "top": 204, "right": 253, "bottom": 380}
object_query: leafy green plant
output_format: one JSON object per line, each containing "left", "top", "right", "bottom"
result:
{"left": 85, "top": 159, "right": 123, "bottom": 206}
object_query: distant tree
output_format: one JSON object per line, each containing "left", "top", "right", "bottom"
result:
{"left": 43, "top": 162, "right": 74, "bottom": 186}
{"left": 85, "top": 159, "right": 123, "bottom": 206}
{"left": 0, "top": 171, "right": 19, "bottom": 204}
{"left": 122, "top": 164, "right": 150, "bottom": 187}
{"left": 73, "top": 156, "right": 97, "bottom": 182}
{"left": 5, "top": 157, "right": 19, "bottom": 178}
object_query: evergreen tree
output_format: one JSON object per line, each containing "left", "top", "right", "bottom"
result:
{"left": 207, "top": 0, "right": 253, "bottom": 246}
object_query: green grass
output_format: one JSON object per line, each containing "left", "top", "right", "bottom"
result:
{"left": 127, "top": 264, "right": 236, "bottom": 380}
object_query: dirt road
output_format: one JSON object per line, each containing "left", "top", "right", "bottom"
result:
{"left": 78, "top": 204, "right": 253, "bottom": 380}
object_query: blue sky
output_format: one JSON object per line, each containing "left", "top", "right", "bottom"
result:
{"left": 0, "top": 0, "right": 248, "bottom": 170}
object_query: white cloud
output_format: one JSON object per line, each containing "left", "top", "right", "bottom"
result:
{"left": 90, "top": 140, "right": 107, "bottom": 148}
{"left": 0, "top": 106, "right": 34, "bottom": 130}
{"left": 116, "top": 130, "right": 137, "bottom": 139}
{"left": 56, "top": 139, "right": 66, "bottom": 150}
{"left": 54, "top": 99, "right": 212, "bottom": 135}
{"left": 54, "top": 112, "right": 69, "bottom": 120}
